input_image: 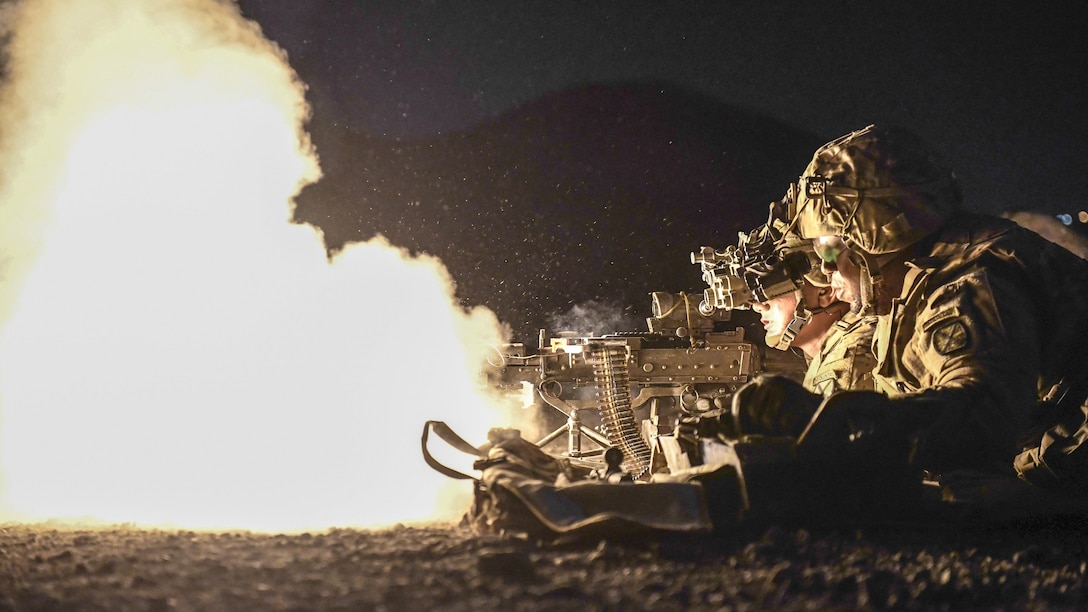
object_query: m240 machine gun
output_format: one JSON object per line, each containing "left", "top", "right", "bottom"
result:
{"left": 484, "top": 291, "right": 806, "bottom": 480}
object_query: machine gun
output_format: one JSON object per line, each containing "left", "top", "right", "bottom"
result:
{"left": 484, "top": 291, "right": 806, "bottom": 480}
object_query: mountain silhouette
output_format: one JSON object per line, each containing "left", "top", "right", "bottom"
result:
{"left": 293, "top": 82, "right": 823, "bottom": 345}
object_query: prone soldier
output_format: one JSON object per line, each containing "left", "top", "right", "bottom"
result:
{"left": 731, "top": 124, "right": 1088, "bottom": 509}
{"left": 695, "top": 217, "right": 878, "bottom": 441}
{"left": 737, "top": 222, "right": 877, "bottom": 398}
{"left": 438, "top": 126, "right": 1088, "bottom": 539}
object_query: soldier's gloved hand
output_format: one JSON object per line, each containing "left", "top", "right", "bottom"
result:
{"left": 729, "top": 374, "right": 822, "bottom": 438}
{"left": 797, "top": 390, "right": 896, "bottom": 463}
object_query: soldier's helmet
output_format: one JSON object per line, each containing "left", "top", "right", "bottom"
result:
{"left": 788, "top": 124, "right": 962, "bottom": 256}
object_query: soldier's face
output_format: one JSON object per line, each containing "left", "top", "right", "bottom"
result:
{"left": 751, "top": 290, "right": 798, "bottom": 340}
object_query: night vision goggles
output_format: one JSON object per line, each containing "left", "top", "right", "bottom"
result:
{"left": 692, "top": 223, "right": 814, "bottom": 314}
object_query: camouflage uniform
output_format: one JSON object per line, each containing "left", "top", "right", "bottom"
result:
{"left": 789, "top": 125, "right": 1088, "bottom": 487}
{"left": 804, "top": 311, "right": 878, "bottom": 397}
{"left": 868, "top": 212, "right": 1088, "bottom": 476}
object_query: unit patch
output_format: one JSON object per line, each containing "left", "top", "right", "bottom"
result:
{"left": 931, "top": 319, "right": 969, "bottom": 355}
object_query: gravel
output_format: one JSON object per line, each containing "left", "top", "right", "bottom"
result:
{"left": 1, "top": 515, "right": 1086, "bottom": 611}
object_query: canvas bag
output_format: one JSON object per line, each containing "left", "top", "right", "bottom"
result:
{"left": 421, "top": 420, "right": 715, "bottom": 540}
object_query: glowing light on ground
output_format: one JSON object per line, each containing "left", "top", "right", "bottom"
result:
{"left": 0, "top": 0, "right": 522, "bottom": 532}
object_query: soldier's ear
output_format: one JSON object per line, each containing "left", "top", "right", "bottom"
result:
{"left": 816, "top": 286, "right": 837, "bottom": 308}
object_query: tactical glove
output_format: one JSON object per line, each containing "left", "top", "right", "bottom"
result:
{"left": 796, "top": 390, "right": 941, "bottom": 519}
{"left": 798, "top": 390, "right": 892, "bottom": 449}
{"left": 729, "top": 374, "right": 822, "bottom": 438}
{"left": 795, "top": 390, "right": 918, "bottom": 473}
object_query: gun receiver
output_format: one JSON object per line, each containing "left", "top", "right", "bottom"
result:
{"left": 492, "top": 327, "right": 756, "bottom": 415}
{"left": 485, "top": 292, "right": 807, "bottom": 479}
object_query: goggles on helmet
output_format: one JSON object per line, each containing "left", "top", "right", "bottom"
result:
{"left": 812, "top": 235, "right": 847, "bottom": 265}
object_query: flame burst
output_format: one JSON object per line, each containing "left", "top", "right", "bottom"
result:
{"left": 0, "top": 0, "right": 519, "bottom": 532}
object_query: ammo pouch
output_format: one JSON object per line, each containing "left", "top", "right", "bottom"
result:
{"left": 421, "top": 421, "right": 714, "bottom": 541}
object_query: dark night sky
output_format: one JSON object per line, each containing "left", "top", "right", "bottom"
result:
{"left": 237, "top": 1, "right": 1086, "bottom": 218}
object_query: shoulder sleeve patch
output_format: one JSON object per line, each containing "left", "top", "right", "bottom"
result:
{"left": 930, "top": 318, "right": 970, "bottom": 356}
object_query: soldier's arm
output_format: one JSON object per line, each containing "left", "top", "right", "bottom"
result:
{"left": 906, "top": 264, "right": 1038, "bottom": 467}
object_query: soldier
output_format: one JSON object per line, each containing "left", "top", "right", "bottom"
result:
{"left": 733, "top": 124, "right": 1088, "bottom": 494}
{"left": 747, "top": 242, "right": 877, "bottom": 398}
{"left": 711, "top": 222, "right": 878, "bottom": 443}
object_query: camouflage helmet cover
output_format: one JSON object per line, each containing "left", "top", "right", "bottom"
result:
{"left": 790, "top": 125, "right": 961, "bottom": 256}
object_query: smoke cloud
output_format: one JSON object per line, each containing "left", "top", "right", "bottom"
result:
{"left": 547, "top": 299, "right": 643, "bottom": 337}
{"left": 0, "top": 0, "right": 519, "bottom": 531}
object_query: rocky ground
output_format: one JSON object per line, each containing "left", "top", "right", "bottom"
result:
{"left": 1, "top": 514, "right": 1086, "bottom": 611}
